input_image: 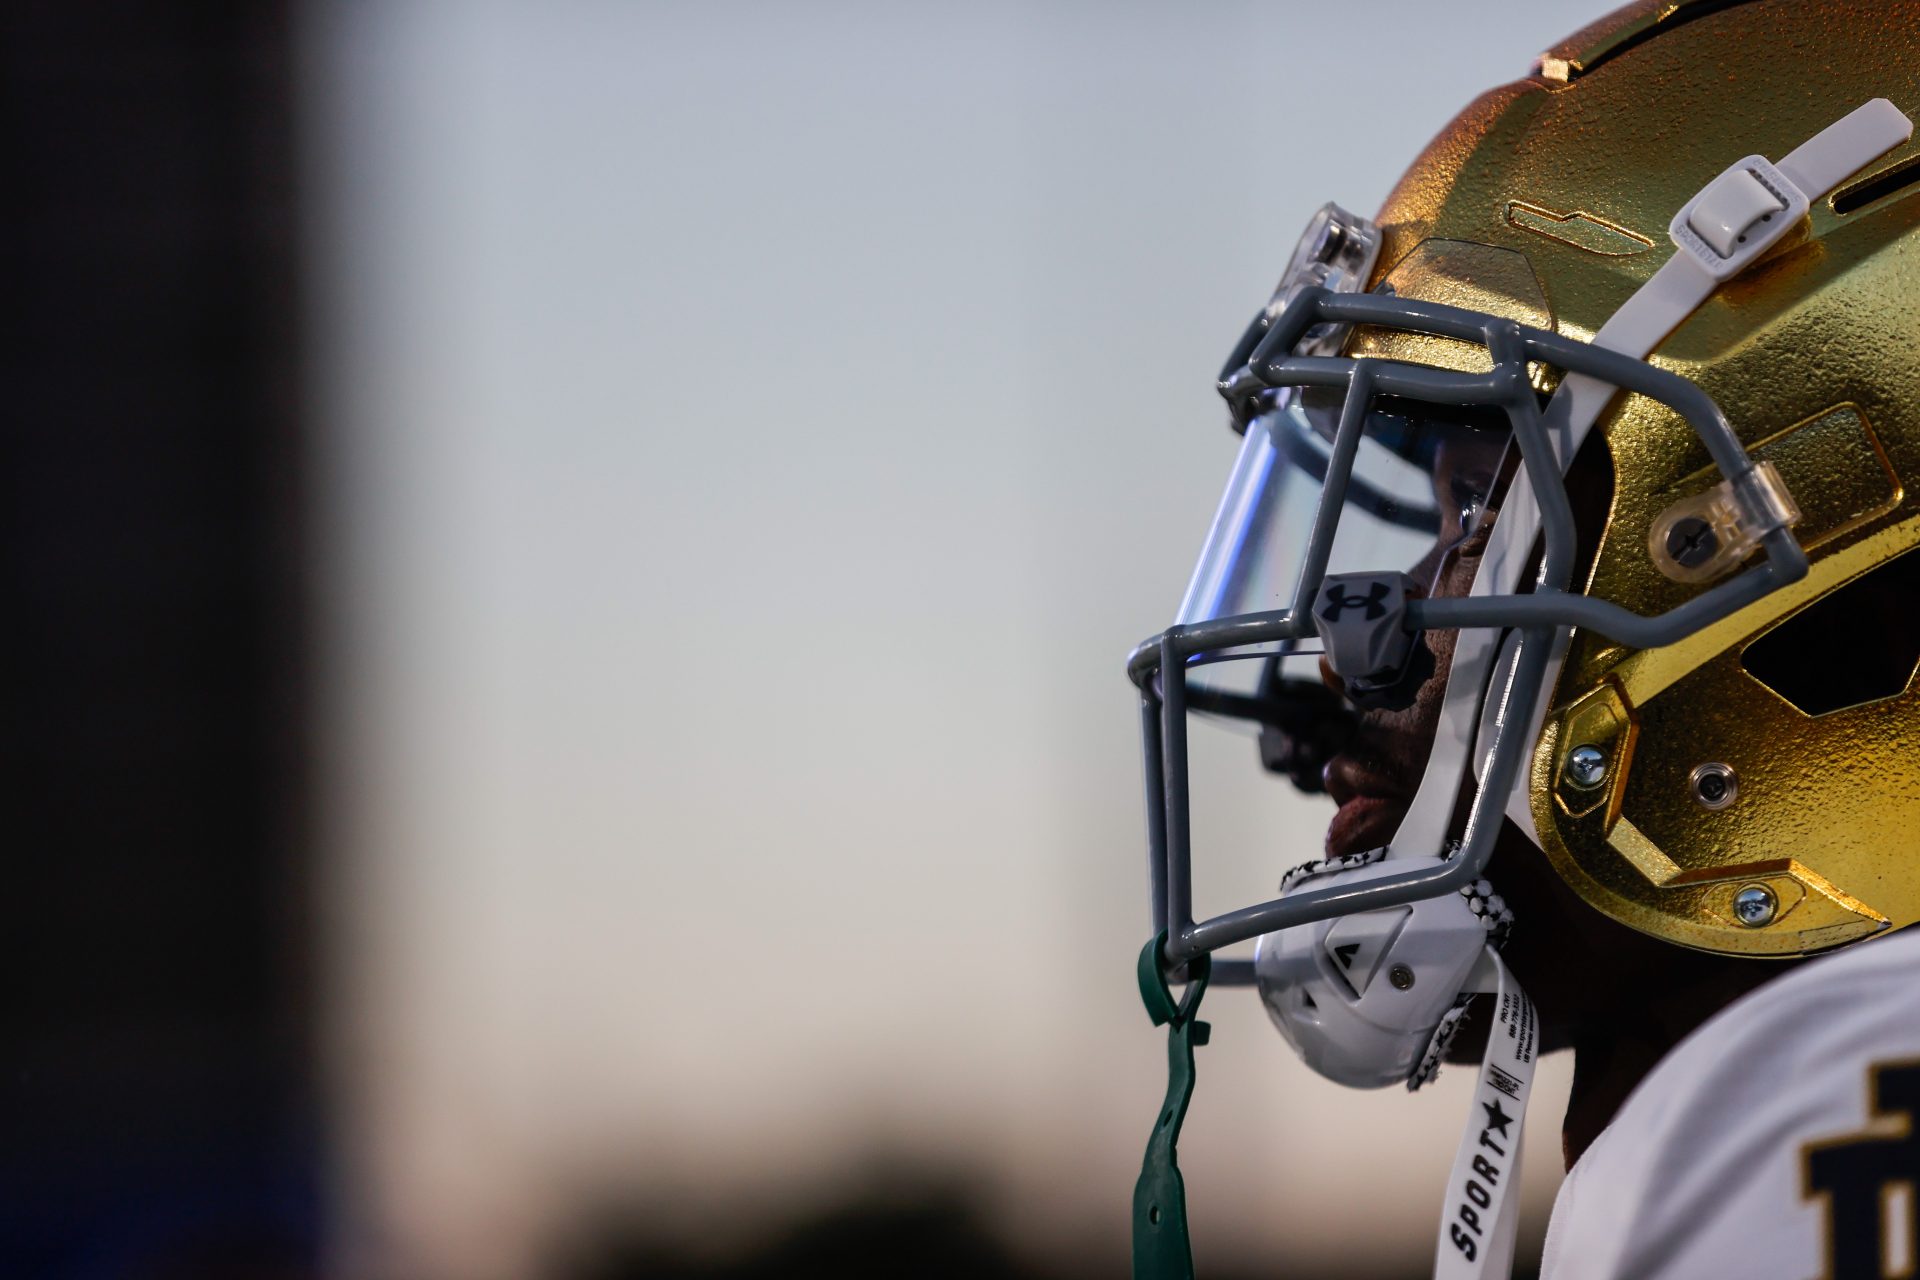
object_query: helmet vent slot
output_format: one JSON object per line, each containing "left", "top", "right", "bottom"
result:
{"left": 1832, "top": 152, "right": 1920, "bottom": 216}
{"left": 1740, "top": 546, "right": 1920, "bottom": 715}
{"left": 1537, "top": 0, "right": 1770, "bottom": 84}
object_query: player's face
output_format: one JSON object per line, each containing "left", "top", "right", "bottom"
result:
{"left": 1318, "top": 419, "right": 1505, "bottom": 860}
{"left": 1307, "top": 424, "right": 1637, "bottom": 1051}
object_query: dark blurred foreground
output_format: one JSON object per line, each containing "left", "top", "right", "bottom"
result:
{"left": 6, "top": 2, "right": 317, "bottom": 1275}
{"left": 559, "top": 1190, "right": 1050, "bottom": 1280}
{"left": 549, "top": 1177, "right": 1539, "bottom": 1280}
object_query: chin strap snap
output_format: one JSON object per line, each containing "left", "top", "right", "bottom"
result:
{"left": 1132, "top": 933, "right": 1211, "bottom": 1280}
{"left": 1433, "top": 949, "right": 1537, "bottom": 1280}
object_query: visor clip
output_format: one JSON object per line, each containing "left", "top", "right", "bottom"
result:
{"left": 1216, "top": 366, "right": 1272, "bottom": 432}
{"left": 1312, "top": 572, "right": 1431, "bottom": 712}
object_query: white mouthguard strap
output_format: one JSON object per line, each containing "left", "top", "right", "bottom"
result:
{"left": 1433, "top": 949, "right": 1538, "bottom": 1280}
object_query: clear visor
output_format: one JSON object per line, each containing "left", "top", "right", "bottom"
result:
{"left": 1175, "top": 386, "right": 1514, "bottom": 694}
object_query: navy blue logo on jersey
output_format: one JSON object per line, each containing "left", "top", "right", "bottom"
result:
{"left": 1803, "top": 1059, "right": 1920, "bottom": 1279}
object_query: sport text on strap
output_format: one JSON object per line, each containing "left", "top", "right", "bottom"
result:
{"left": 1434, "top": 951, "right": 1537, "bottom": 1280}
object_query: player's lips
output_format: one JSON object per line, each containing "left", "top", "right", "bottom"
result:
{"left": 1322, "top": 752, "right": 1411, "bottom": 857}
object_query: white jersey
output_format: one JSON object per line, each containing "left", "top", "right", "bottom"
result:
{"left": 1539, "top": 927, "right": 1920, "bottom": 1280}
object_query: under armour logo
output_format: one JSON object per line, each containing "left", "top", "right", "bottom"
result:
{"left": 1320, "top": 580, "right": 1390, "bottom": 623}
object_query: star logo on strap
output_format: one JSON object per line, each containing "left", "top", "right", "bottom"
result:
{"left": 1481, "top": 1097, "right": 1514, "bottom": 1139}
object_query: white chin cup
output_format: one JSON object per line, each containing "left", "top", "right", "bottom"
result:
{"left": 1253, "top": 855, "right": 1495, "bottom": 1089}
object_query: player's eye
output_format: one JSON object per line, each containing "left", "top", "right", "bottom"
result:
{"left": 1452, "top": 476, "right": 1484, "bottom": 529}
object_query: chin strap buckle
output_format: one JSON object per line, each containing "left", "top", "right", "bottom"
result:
{"left": 1132, "top": 934, "right": 1211, "bottom": 1280}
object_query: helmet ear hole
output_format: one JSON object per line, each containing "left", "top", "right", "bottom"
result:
{"left": 1740, "top": 545, "right": 1920, "bottom": 715}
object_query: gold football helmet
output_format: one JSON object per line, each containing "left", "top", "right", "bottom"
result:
{"left": 1437, "top": 1, "right": 1920, "bottom": 958}
{"left": 1127, "top": 6, "right": 1920, "bottom": 1271}
{"left": 1134, "top": 0, "right": 1920, "bottom": 978}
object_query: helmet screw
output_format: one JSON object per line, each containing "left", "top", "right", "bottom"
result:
{"left": 1690, "top": 761, "right": 1738, "bottom": 810}
{"left": 1665, "top": 516, "right": 1720, "bottom": 569}
{"left": 1388, "top": 964, "right": 1415, "bottom": 991}
{"left": 1732, "top": 884, "right": 1777, "bottom": 928}
{"left": 1564, "top": 744, "right": 1608, "bottom": 789}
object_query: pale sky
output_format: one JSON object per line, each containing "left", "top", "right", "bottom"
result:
{"left": 306, "top": 2, "right": 1605, "bottom": 1275}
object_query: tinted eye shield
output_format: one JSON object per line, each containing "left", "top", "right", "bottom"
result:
{"left": 1127, "top": 285, "right": 1809, "bottom": 980}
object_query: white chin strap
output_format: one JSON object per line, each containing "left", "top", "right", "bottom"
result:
{"left": 1254, "top": 852, "right": 1513, "bottom": 1090}
{"left": 1433, "top": 950, "right": 1537, "bottom": 1280}
{"left": 1254, "top": 855, "right": 1538, "bottom": 1278}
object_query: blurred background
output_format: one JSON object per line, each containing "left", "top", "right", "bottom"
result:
{"left": 7, "top": 1, "right": 1606, "bottom": 1276}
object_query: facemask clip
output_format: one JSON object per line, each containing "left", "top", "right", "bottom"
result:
{"left": 1648, "top": 459, "right": 1801, "bottom": 584}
